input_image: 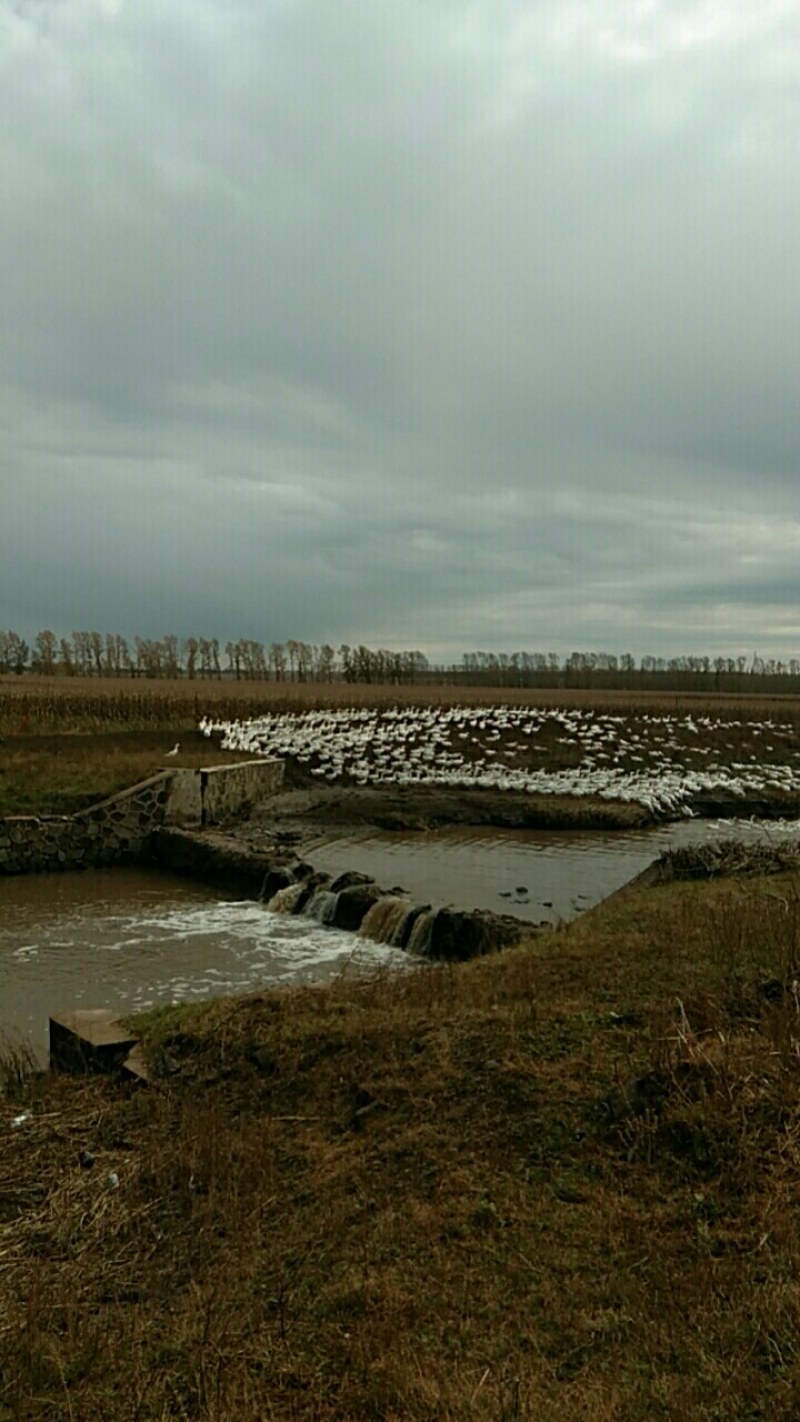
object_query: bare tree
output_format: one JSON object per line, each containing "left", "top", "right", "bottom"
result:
{"left": 183, "top": 637, "right": 199, "bottom": 680}
{"left": 269, "top": 642, "right": 287, "bottom": 682}
{"left": 89, "top": 631, "right": 105, "bottom": 677}
{"left": 0, "top": 631, "right": 29, "bottom": 675}
{"left": 33, "top": 629, "right": 58, "bottom": 676}
{"left": 198, "top": 638, "right": 213, "bottom": 678}
{"left": 59, "top": 637, "right": 75, "bottom": 676}
{"left": 163, "top": 635, "right": 180, "bottom": 678}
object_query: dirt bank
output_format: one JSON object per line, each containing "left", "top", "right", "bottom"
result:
{"left": 242, "top": 762, "right": 800, "bottom": 850}
{"left": 254, "top": 768, "right": 655, "bottom": 842}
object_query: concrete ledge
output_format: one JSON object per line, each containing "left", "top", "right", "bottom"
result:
{"left": 50, "top": 1010, "right": 141, "bottom": 1075}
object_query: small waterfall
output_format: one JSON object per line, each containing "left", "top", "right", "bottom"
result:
{"left": 405, "top": 908, "right": 436, "bottom": 956}
{"left": 393, "top": 903, "right": 431, "bottom": 949}
{"left": 305, "top": 888, "right": 340, "bottom": 925}
{"left": 358, "top": 896, "right": 412, "bottom": 945}
{"left": 266, "top": 882, "right": 309, "bottom": 914}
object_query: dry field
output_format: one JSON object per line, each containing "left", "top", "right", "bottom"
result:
{"left": 5, "top": 674, "right": 800, "bottom": 735}
{"left": 5, "top": 677, "right": 800, "bottom": 818}
{"left": 3, "top": 865, "right": 800, "bottom": 1419}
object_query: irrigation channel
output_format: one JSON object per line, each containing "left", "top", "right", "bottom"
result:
{"left": 2, "top": 817, "right": 798, "bottom": 1062}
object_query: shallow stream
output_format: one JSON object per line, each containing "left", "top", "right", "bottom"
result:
{"left": 2, "top": 817, "right": 798, "bottom": 1060}
{"left": 305, "top": 817, "right": 800, "bottom": 923}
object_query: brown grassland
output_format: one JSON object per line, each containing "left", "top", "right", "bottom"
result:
{"left": 6, "top": 674, "right": 800, "bottom": 730}
{"left": 4, "top": 679, "right": 800, "bottom": 1417}
{"left": 4, "top": 868, "right": 800, "bottom": 1418}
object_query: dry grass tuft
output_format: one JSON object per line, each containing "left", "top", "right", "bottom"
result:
{"left": 653, "top": 837, "right": 800, "bottom": 882}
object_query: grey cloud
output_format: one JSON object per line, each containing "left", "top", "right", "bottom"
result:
{"left": 2, "top": 0, "right": 799, "bottom": 660}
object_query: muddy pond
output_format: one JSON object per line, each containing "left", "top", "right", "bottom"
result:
{"left": 2, "top": 817, "right": 797, "bottom": 1061}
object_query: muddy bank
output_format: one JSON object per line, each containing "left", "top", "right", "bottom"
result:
{"left": 685, "top": 790, "right": 800, "bottom": 820}
{"left": 244, "top": 771, "right": 800, "bottom": 844}
{"left": 252, "top": 780, "right": 656, "bottom": 837}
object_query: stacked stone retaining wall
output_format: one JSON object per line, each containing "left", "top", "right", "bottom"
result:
{"left": 0, "top": 759, "right": 283, "bottom": 875}
{"left": 0, "top": 773, "right": 173, "bottom": 875}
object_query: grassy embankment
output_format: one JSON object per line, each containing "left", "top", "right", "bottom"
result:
{"left": 3, "top": 856, "right": 800, "bottom": 1418}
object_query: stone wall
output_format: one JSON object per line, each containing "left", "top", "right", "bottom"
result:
{"left": 0, "top": 773, "right": 173, "bottom": 875}
{"left": 201, "top": 759, "right": 284, "bottom": 826}
{"left": 163, "top": 759, "right": 284, "bottom": 828}
{"left": 0, "top": 759, "right": 284, "bottom": 874}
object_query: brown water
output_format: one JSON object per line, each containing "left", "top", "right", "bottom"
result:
{"left": 0, "top": 867, "right": 404, "bottom": 1062}
{"left": 3, "top": 818, "right": 797, "bottom": 1062}
{"left": 306, "top": 818, "right": 800, "bottom": 924}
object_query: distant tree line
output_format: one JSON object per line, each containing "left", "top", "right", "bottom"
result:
{"left": 454, "top": 649, "right": 800, "bottom": 695}
{"left": 2, "top": 629, "right": 800, "bottom": 694}
{"left": 0, "top": 630, "right": 429, "bottom": 684}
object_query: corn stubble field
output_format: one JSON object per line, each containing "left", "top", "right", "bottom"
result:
{"left": 4, "top": 678, "right": 800, "bottom": 1418}
{"left": 5, "top": 676, "right": 800, "bottom": 818}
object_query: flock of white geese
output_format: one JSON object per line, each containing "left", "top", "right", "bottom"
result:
{"left": 199, "top": 706, "right": 800, "bottom": 817}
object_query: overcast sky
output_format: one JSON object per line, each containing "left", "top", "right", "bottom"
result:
{"left": 2, "top": 0, "right": 799, "bottom": 663}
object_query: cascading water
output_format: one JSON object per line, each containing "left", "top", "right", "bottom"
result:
{"left": 262, "top": 857, "right": 528, "bottom": 958}
{"left": 266, "top": 882, "right": 310, "bottom": 914}
{"left": 0, "top": 867, "right": 409, "bottom": 1063}
{"left": 406, "top": 909, "right": 436, "bottom": 956}
{"left": 358, "top": 896, "right": 416, "bottom": 947}
{"left": 304, "top": 888, "right": 340, "bottom": 925}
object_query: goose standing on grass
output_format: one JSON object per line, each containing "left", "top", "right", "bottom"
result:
{"left": 166, "top": 743, "right": 180, "bottom": 757}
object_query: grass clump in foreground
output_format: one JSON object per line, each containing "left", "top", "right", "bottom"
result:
{"left": 4, "top": 876, "right": 800, "bottom": 1418}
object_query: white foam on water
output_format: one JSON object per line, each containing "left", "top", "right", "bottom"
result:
{"left": 0, "top": 871, "right": 410, "bottom": 1061}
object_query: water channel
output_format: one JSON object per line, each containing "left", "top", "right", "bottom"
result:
{"left": 2, "top": 817, "right": 798, "bottom": 1061}
{"left": 305, "top": 817, "right": 800, "bottom": 923}
{"left": 0, "top": 869, "right": 402, "bottom": 1062}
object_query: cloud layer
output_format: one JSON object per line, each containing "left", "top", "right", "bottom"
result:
{"left": 3, "top": 0, "right": 799, "bottom": 660}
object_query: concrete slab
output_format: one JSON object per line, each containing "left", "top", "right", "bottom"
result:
{"left": 50, "top": 1010, "right": 140, "bottom": 1074}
